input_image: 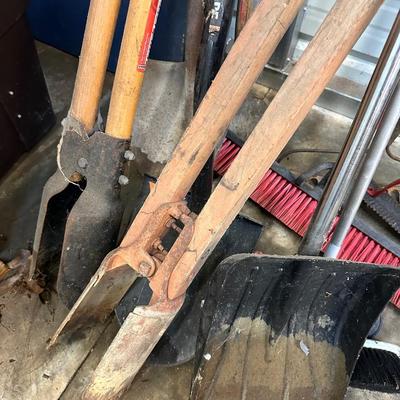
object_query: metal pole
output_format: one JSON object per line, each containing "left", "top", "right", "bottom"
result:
{"left": 325, "top": 83, "right": 400, "bottom": 258}
{"left": 299, "top": 12, "right": 400, "bottom": 256}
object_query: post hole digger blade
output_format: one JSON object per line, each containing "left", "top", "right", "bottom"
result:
{"left": 51, "top": 0, "right": 384, "bottom": 398}
{"left": 28, "top": 0, "right": 162, "bottom": 307}
{"left": 113, "top": 0, "right": 252, "bottom": 367}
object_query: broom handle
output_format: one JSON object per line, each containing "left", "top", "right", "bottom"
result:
{"left": 70, "top": 0, "right": 121, "bottom": 133}
{"left": 106, "top": 0, "right": 161, "bottom": 139}
{"left": 168, "top": 0, "right": 384, "bottom": 299}
{"left": 120, "top": 0, "right": 304, "bottom": 246}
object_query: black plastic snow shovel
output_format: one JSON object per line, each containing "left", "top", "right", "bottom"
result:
{"left": 191, "top": 254, "right": 400, "bottom": 400}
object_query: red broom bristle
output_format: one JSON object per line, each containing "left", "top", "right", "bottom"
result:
{"left": 215, "top": 138, "right": 400, "bottom": 307}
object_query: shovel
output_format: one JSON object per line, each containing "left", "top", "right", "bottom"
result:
{"left": 190, "top": 254, "right": 400, "bottom": 399}
{"left": 49, "top": 0, "right": 384, "bottom": 398}
{"left": 28, "top": 0, "right": 162, "bottom": 308}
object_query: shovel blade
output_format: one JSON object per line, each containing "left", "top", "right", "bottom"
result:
{"left": 29, "top": 169, "right": 81, "bottom": 284}
{"left": 82, "top": 302, "right": 182, "bottom": 400}
{"left": 191, "top": 254, "right": 400, "bottom": 400}
{"left": 57, "top": 180, "right": 125, "bottom": 308}
{"left": 50, "top": 259, "right": 139, "bottom": 345}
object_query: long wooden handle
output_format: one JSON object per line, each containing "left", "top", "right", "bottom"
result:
{"left": 106, "top": 0, "right": 160, "bottom": 139}
{"left": 82, "top": 303, "right": 181, "bottom": 399}
{"left": 120, "top": 0, "right": 304, "bottom": 246}
{"left": 70, "top": 0, "right": 121, "bottom": 133}
{"left": 169, "top": 0, "right": 384, "bottom": 299}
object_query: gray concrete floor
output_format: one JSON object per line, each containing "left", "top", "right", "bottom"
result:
{"left": 0, "top": 43, "right": 399, "bottom": 399}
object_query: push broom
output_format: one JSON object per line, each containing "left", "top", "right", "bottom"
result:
{"left": 215, "top": 136, "right": 400, "bottom": 306}
{"left": 48, "top": 0, "right": 384, "bottom": 398}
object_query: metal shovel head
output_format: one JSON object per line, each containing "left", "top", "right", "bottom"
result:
{"left": 30, "top": 127, "right": 129, "bottom": 308}
{"left": 29, "top": 169, "right": 81, "bottom": 286}
{"left": 191, "top": 254, "right": 400, "bottom": 400}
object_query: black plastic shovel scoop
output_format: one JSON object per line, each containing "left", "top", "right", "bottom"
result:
{"left": 191, "top": 254, "right": 400, "bottom": 400}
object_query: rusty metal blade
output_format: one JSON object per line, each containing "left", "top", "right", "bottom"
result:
{"left": 82, "top": 301, "right": 183, "bottom": 400}
{"left": 49, "top": 252, "right": 139, "bottom": 345}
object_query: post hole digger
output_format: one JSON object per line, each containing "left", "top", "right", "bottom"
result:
{"left": 28, "top": 0, "right": 162, "bottom": 307}
{"left": 114, "top": 0, "right": 265, "bottom": 367}
{"left": 43, "top": 0, "right": 400, "bottom": 399}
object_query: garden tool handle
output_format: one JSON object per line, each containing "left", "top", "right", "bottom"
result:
{"left": 70, "top": 0, "right": 122, "bottom": 133}
{"left": 49, "top": 0, "right": 307, "bottom": 342}
{"left": 167, "top": 0, "right": 385, "bottom": 299}
{"left": 106, "top": 0, "right": 161, "bottom": 139}
{"left": 82, "top": 300, "right": 183, "bottom": 400}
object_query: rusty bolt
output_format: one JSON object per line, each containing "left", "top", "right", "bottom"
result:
{"left": 169, "top": 209, "right": 182, "bottom": 219}
{"left": 171, "top": 222, "right": 182, "bottom": 233}
{"left": 165, "top": 219, "right": 183, "bottom": 233}
{"left": 152, "top": 239, "right": 165, "bottom": 252}
{"left": 139, "top": 261, "right": 155, "bottom": 277}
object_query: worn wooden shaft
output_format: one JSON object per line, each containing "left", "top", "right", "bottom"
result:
{"left": 120, "top": 0, "right": 304, "bottom": 247}
{"left": 106, "top": 0, "right": 160, "bottom": 139}
{"left": 82, "top": 303, "right": 182, "bottom": 400}
{"left": 70, "top": 0, "right": 121, "bottom": 133}
{"left": 168, "top": 0, "right": 384, "bottom": 299}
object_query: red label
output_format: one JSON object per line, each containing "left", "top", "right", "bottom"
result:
{"left": 137, "top": 0, "right": 161, "bottom": 72}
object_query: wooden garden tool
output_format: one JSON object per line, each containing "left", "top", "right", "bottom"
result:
{"left": 28, "top": 0, "right": 161, "bottom": 307}
{"left": 49, "top": 0, "right": 383, "bottom": 398}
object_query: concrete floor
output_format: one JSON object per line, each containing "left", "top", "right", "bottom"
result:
{"left": 0, "top": 43, "right": 399, "bottom": 399}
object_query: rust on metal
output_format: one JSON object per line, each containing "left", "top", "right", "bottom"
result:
{"left": 77, "top": 203, "right": 196, "bottom": 398}
{"left": 50, "top": 201, "right": 196, "bottom": 344}
{"left": 105, "top": 201, "right": 196, "bottom": 308}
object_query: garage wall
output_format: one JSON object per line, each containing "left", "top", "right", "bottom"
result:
{"left": 293, "top": 0, "right": 399, "bottom": 88}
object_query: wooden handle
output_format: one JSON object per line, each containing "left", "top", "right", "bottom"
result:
{"left": 169, "top": 0, "right": 384, "bottom": 299}
{"left": 106, "top": 0, "right": 160, "bottom": 139}
{"left": 82, "top": 303, "right": 181, "bottom": 399}
{"left": 70, "top": 0, "right": 121, "bottom": 133}
{"left": 121, "top": 0, "right": 304, "bottom": 247}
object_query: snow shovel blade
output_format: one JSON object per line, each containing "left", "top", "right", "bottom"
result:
{"left": 191, "top": 254, "right": 400, "bottom": 400}
{"left": 82, "top": 299, "right": 184, "bottom": 400}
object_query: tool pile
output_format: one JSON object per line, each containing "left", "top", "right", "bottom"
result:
{"left": 1, "top": 0, "right": 400, "bottom": 399}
